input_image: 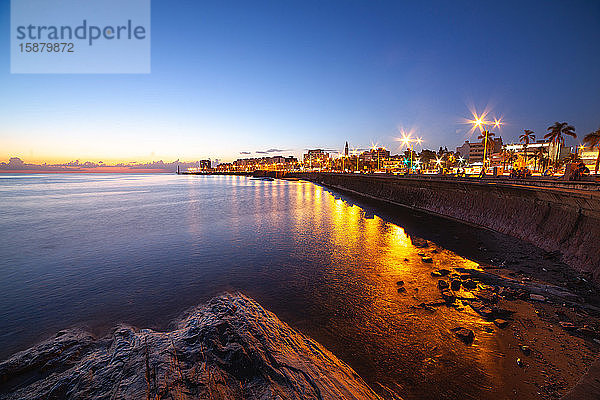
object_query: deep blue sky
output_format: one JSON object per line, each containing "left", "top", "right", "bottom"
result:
{"left": 1, "top": 0, "right": 599, "bottom": 162}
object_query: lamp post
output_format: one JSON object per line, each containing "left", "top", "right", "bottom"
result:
{"left": 400, "top": 135, "right": 422, "bottom": 173}
{"left": 468, "top": 114, "right": 502, "bottom": 173}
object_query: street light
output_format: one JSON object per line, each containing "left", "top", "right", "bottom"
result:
{"left": 468, "top": 112, "right": 503, "bottom": 173}
{"left": 399, "top": 134, "right": 423, "bottom": 173}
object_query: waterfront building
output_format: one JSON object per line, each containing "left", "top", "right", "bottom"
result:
{"left": 182, "top": 159, "right": 212, "bottom": 172}
{"left": 216, "top": 162, "right": 233, "bottom": 172}
{"left": 382, "top": 155, "right": 406, "bottom": 171}
{"left": 359, "top": 148, "right": 390, "bottom": 162}
{"left": 577, "top": 145, "right": 599, "bottom": 173}
{"left": 456, "top": 141, "right": 470, "bottom": 160}
{"left": 469, "top": 137, "right": 503, "bottom": 163}
{"left": 303, "top": 149, "right": 330, "bottom": 169}
{"left": 233, "top": 155, "right": 298, "bottom": 171}
{"left": 198, "top": 159, "right": 211, "bottom": 170}
{"left": 503, "top": 140, "right": 568, "bottom": 168}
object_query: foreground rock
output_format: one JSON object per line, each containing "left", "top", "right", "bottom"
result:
{"left": 0, "top": 293, "right": 382, "bottom": 400}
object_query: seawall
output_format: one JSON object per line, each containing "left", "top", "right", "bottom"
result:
{"left": 289, "top": 173, "right": 600, "bottom": 283}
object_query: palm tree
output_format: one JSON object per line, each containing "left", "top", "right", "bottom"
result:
{"left": 519, "top": 130, "right": 535, "bottom": 166}
{"left": 532, "top": 147, "right": 545, "bottom": 171}
{"left": 564, "top": 152, "right": 582, "bottom": 164}
{"left": 507, "top": 149, "right": 517, "bottom": 168}
{"left": 544, "top": 122, "right": 576, "bottom": 165}
{"left": 583, "top": 128, "right": 600, "bottom": 174}
{"left": 477, "top": 130, "right": 496, "bottom": 166}
{"left": 530, "top": 151, "right": 539, "bottom": 171}
{"left": 501, "top": 148, "right": 509, "bottom": 171}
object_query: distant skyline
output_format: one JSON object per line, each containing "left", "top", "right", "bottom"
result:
{"left": 1, "top": 0, "right": 599, "bottom": 163}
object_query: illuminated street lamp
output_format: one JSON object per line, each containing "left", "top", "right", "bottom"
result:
{"left": 468, "top": 113, "right": 502, "bottom": 172}
{"left": 399, "top": 134, "right": 423, "bottom": 172}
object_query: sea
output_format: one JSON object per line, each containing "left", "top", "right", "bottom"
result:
{"left": 0, "top": 173, "right": 516, "bottom": 398}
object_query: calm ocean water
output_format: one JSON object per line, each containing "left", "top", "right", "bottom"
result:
{"left": 1, "top": 173, "right": 511, "bottom": 399}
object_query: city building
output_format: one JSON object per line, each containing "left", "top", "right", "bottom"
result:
{"left": 577, "top": 145, "right": 599, "bottom": 173}
{"left": 382, "top": 155, "right": 407, "bottom": 171}
{"left": 233, "top": 156, "right": 298, "bottom": 171}
{"left": 456, "top": 141, "right": 470, "bottom": 160}
{"left": 303, "top": 149, "right": 330, "bottom": 169}
{"left": 503, "top": 140, "right": 568, "bottom": 167}
{"left": 344, "top": 141, "right": 349, "bottom": 157}
{"left": 198, "top": 159, "right": 211, "bottom": 170}
{"left": 469, "top": 137, "right": 503, "bottom": 163}
{"left": 359, "top": 148, "right": 390, "bottom": 162}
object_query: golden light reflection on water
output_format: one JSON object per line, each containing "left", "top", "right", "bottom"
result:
{"left": 180, "top": 177, "right": 506, "bottom": 398}
{"left": 284, "top": 179, "right": 503, "bottom": 397}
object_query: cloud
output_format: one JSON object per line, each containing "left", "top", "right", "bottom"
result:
{"left": 239, "top": 151, "right": 251, "bottom": 154}
{"left": 255, "top": 148, "right": 288, "bottom": 154}
{"left": 302, "top": 148, "right": 339, "bottom": 153}
{"left": 0, "top": 157, "right": 206, "bottom": 173}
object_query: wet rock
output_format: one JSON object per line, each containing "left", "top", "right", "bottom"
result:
{"left": 437, "top": 280, "right": 449, "bottom": 290}
{"left": 421, "top": 257, "right": 433, "bottom": 263}
{"left": 396, "top": 280, "right": 404, "bottom": 286}
{"left": 0, "top": 293, "right": 380, "bottom": 400}
{"left": 451, "top": 327, "right": 474, "bottom": 344}
{"left": 493, "top": 307, "right": 516, "bottom": 319}
{"left": 397, "top": 287, "right": 407, "bottom": 293}
{"left": 478, "top": 307, "right": 494, "bottom": 319}
{"left": 431, "top": 249, "right": 439, "bottom": 254}
{"left": 455, "top": 291, "right": 476, "bottom": 300}
{"left": 431, "top": 268, "right": 449, "bottom": 276}
{"left": 530, "top": 294, "right": 546, "bottom": 302}
{"left": 558, "top": 321, "right": 577, "bottom": 331}
{"left": 403, "top": 258, "right": 409, "bottom": 261}
{"left": 497, "top": 286, "right": 518, "bottom": 300}
{"left": 418, "top": 252, "right": 426, "bottom": 257}
{"left": 576, "top": 325, "right": 597, "bottom": 337}
{"left": 493, "top": 319, "right": 509, "bottom": 328}
{"left": 411, "top": 301, "right": 443, "bottom": 311}
{"left": 484, "top": 326, "right": 494, "bottom": 333}
{"left": 468, "top": 302, "right": 494, "bottom": 319}
{"left": 441, "top": 290, "right": 456, "bottom": 304}
{"left": 463, "top": 279, "right": 477, "bottom": 290}
{"left": 426, "top": 301, "right": 447, "bottom": 307}
{"left": 450, "top": 280, "right": 462, "bottom": 291}
{"left": 412, "top": 238, "right": 429, "bottom": 248}
{"left": 476, "top": 289, "right": 498, "bottom": 304}
{"left": 520, "top": 345, "right": 531, "bottom": 356}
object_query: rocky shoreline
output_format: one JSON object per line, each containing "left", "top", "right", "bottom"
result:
{"left": 0, "top": 293, "right": 382, "bottom": 400}
{"left": 405, "top": 237, "right": 600, "bottom": 399}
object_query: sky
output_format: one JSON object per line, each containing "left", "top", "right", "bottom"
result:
{"left": 1, "top": 0, "right": 599, "bottom": 163}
